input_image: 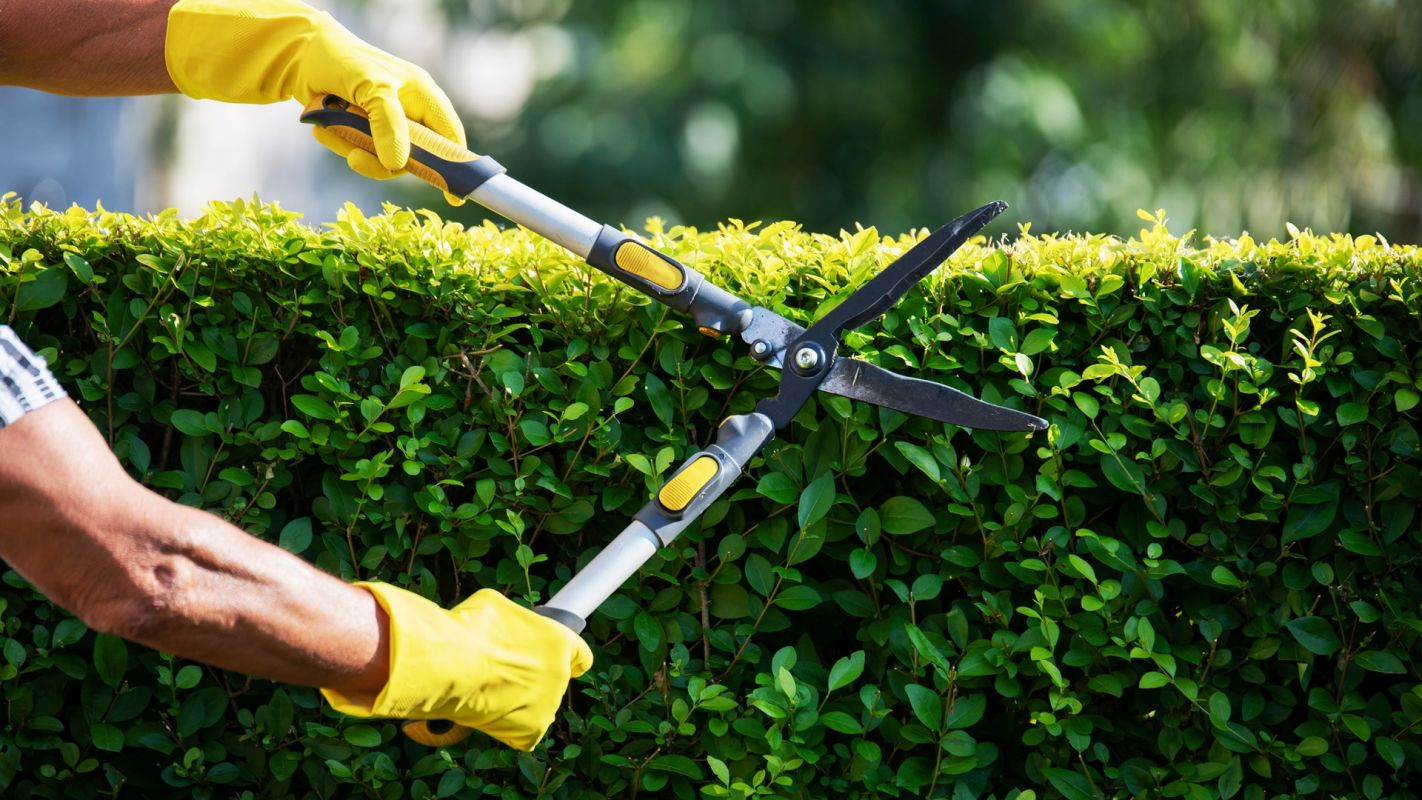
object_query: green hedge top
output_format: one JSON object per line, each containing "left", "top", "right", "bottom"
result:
{"left": 1, "top": 193, "right": 1420, "bottom": 800}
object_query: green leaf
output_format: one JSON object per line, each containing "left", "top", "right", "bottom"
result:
{"left": 1067, "top": 554, "right": 1097, "bottom": 583}
{"left": 744, "top": 555, "right": 774, "bottom": 596}
{"left": 93, "top": 634, "right": 127, "bottom": 688}
{"left": 16, "top": 266, "right": 67, "bottom": 311}
{"left": 648, "top": 755, "right": 703, "bottom": 779}
{"left": 177, "top": 687, "right": 226, "bottom": 737}
{"left": 291, "top": 394, "right": 339, "bottom": 421}
{"left": 757, "top": 472, "right": 798, "bottom": 505}
{"left": 879, "top": 496, "right": 935, "bottom": 534}
{"left": 1296, "top": 736, "right": 1329, "bottom": 757}
{"left": 798, "top": 472, "right": 835, "bottom": 528}
{"left": 1337, "top": 402, "right": 1368, "bottom": 426}
{"left": 1283, "top": 495, "right": 1339, "bottom": 543}
{"left": 849, "top": 548, "right": 877, "bottom": 579}
{"left": 1285, "top": 616, "right": 1341, "bottom": 655}
{"left": 776, "top": 666, "right": 796, "bottom": 699}
{"left": 52, "top": 617, "right": 86, "bottom": 647}
{"left": 706, "top": 755, "right": 731, "bottom": 785}
{"left": 1100, "top": 454, "right": 1147, "bottom": 494}
{"left": 1211, "top": 565, "right": 1243, "bottom": 587}
{"left": 775, "top": 585, "right": 821, "bottom": 611}
{"left": 904, "top": 684, "right": 942, "bottom": 730}
{"left": 1397, "top": 388, "right": 1420, "bottom": 413}
{"left": 894, "top": 441, "right": 940, "bottom": 482}
{"left": 343, "top": 724, "right": 382, "bottom": 747}
{"left": 1376, "top": 737, "right": 1405, "bottom": 770}
{"left": 1044, "top": 767, "right": 1097, "bottom": 800}
{"left": 62, "top": 251, "right": 94, "bottom": 283}
{"left": 906, "top": 623, "right": 952, "bottom": 677}
{"left": 1353, "top": 650, "right": 1405, "bottom": 674}
{"left": 1139, "top": 672, "right": 1170, "bottom": 689}
{"left": 828, "top": 651, "right": 865, "bottom": 692}
{"left": 1021, "top": 327, "right": 1057, "bottom": 355}
{"left": 90, "top": 723, "right": 124, "bottom": 752}
{"left": 1208, "top": 692, "right": 1232, "bottom": 725}
{"left": 820, "top": 711, "right": 864, "bottom": 734}
{"left": 279, "top": 517, "right": 313, "bottom": 554}
{"left": 399, "top": 365, "right": 425, "bottom": 389}
{"left": 634, "top": 612, "right": 662, "bottom": 651}
{"left": 170, "top": 409, "right": 208, "bottom": 436}
{"left": 175, "top": 665, "right": 202, "bottom": 689}
{"left": 943, "top": 694, "right": 986, "bottom": 729}
{"left": 896, "top": 756, "right": 933, "bottom": 792}
{"left": 718, "top": 533, "right": 745, "bottom": 561}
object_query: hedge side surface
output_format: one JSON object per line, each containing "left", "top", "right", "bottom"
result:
{"left": 1, "top": 196, "right": 1420, "bottom": 800}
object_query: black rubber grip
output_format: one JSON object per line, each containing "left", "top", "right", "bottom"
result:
{"left": 535, "top": 605, "right": 587, "bottom": 633}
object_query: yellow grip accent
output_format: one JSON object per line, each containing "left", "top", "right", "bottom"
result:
{"left": 615, "top": 242, "right": 684, "bottom": 291}
{"left": 658, "top": 455, "right": 720, "bottom": 513}
{"left": 302, "top": 96, "right": 481, "bottom": 195}
{"left": 402, "top": 720, "right": 473, "bottom": 747}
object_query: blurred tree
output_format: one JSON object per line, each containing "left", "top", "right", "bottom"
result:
{"left": 383, "top": 0, "right": 1422, "bottom": 240}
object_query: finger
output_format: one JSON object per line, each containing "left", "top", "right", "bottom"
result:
{"left": 347, "top": 148, "right": 400, "bottom": 181}
{"left": 311, "top": 125, "right": 356, "bottom": 158}
{"left": 399, "top": 79, "right": 467, "bottom": 149}
{"left": 568, "top": 634, "right": 594, "bottom": 677}
{"left": 361, "top": 89, "right": 412, "bottom": 172}
{"left": 313, "top": 124, "right": 400, "bottom": 180}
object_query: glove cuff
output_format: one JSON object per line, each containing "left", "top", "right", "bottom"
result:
{"left": 320, "top": 581, "right": 484, "bottom": 720}
{"left": 164, "top": 0, "right": 325, "bottom": 104}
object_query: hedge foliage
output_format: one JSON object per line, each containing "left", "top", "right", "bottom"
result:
{"left": 1, "top": 194, "right": 1421, "bottom": 799}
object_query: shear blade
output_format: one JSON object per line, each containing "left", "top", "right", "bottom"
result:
{"left": 813, "top": 201, "right": 1007, "bottom": 338}
{"left": 819, "top": 358, "right": 1047, "bottom": 432}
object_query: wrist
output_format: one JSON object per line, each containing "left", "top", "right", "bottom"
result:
{"left": 320, "top": 583, "right": 392, "bottom": 698}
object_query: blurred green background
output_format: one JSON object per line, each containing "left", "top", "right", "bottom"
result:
{"left": 3, "top": 0, "right": 1419, "bottom": 240}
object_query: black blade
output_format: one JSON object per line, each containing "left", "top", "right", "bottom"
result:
{"left": 819, "top": 358, "right": 1047, "bottom": 432}
{"left": 807, "top": 201, "right": 1007, "bottom": 339}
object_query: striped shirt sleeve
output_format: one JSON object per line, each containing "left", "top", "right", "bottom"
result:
{"left": 0, "top": 325, "right": 67, "bottom": 430}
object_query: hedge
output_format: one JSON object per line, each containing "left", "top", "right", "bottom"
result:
{"left": 1, "top": 194, "right": 1420, "bottom": 800}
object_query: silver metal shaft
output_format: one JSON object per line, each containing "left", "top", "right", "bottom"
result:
{"left": 542, "top": 520, "right": 663, "bottom": 621}
{"left": 468, "top": 174, "right": 603, "bottom": 259}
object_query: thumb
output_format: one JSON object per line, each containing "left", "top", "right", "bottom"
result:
{"left": 362, "top": 89, "right": 412, "bottom": 172}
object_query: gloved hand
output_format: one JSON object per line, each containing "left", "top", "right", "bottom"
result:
{"left": 164, "top": 0, "right": 467, "bottom": 205}
{"left": 321, "top": 584, "right": 593, "bottom": 751}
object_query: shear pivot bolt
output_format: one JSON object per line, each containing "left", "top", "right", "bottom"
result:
{"left": 793, "top": 346, "right": 821, "bottom": 372}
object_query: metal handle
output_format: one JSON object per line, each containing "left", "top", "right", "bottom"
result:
{"left": 300, "top": 95, "right": 754, "bottom": 337}
{"left": 538, "top": 413, "right": 775, "bottom": 625}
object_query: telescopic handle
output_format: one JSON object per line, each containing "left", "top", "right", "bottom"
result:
{"left": 300, "top": 95, "right": 754, "bottom": 337}
{"left": 395, "top": 413, "right": 774, "bottom": 748}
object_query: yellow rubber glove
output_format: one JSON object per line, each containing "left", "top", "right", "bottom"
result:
{"left": 321, "top": 584, "right": 593, "bottom": 751}
{"left": 164, "top": 0, "right": 466, "bottom": 205}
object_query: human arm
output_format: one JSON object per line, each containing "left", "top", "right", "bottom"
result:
{"left": 0, "top": 0, "right": 176, "bottom": 96}
{"left": 0, "top": 397, "right": 593, "bottom": 748}
{"left": 0, "top": 399, "right": 390, "bottom": 693}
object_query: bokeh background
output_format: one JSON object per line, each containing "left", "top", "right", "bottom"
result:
{"left": 2, "top": 0, "right": 1420, "bottom": 241}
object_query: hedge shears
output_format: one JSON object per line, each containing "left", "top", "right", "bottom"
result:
{"left": 302, "top": 95, "right": 1048, "bottom": 745}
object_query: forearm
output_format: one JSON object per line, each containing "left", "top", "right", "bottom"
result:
{"left": 105, "top": 497, "right": 391, "bottom": 693}
{"left": 0, "top": 0, "right": 177, "bottom": 95}
{"left": 0, "top": 401, "right": 387, "bottom": 694}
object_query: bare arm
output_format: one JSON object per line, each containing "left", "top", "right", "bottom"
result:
{"left": 0, "top": 400, "right": 388, "bottom": 695}
{"left": 0, "top": 0, "right": 177, "bottom": 95}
